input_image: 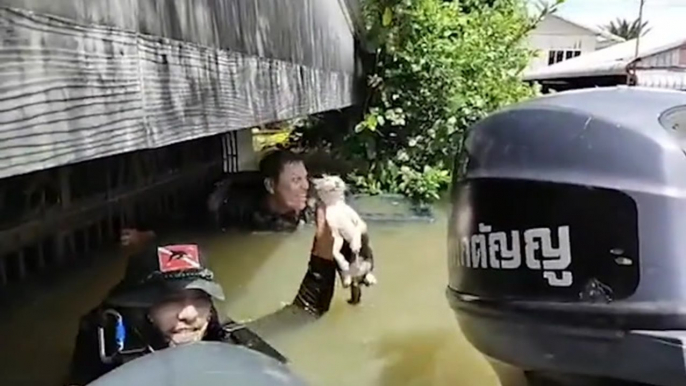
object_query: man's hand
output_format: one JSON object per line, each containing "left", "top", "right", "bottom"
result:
{"left": 310, "top": 204, "right": 335, "bottom": 260}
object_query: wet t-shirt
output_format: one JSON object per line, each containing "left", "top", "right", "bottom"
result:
{"left": 213, "top": 173, "right": 314, "bottom": 232}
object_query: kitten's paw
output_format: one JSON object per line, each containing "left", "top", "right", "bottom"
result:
{"left": 364, "top": 273, "right": 377, "bottom": 286}
{"left": 342, "top": 275, "right": 353, "bottom": 288}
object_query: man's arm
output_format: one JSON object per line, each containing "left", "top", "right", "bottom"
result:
{"left": 220, "top": 319, "right": 288, "bottom": 364}
{"left": 311, "top": 204, "right": 335, "bottom": 260}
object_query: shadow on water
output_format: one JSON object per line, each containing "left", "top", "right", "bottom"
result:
{"left": 0, "top": 252, "right": 125, "bottom": 386}
{"left": 198, "top": 230, "right": 295, "bottom": 302}
{"left": 375, "top": 329, "right": 488, "bottom": 386}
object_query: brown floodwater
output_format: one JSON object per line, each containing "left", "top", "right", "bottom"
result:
{"left": 0, "top": 205, "right": 500, "bottom": 386}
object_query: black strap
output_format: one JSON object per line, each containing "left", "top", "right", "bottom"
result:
{"left": 292, "top": 255, "right": 338, "bottom": 316}
{"left": 222, "top": 322, "right": 288, "bottom": 364}
{"left": 143, "top": 268, "right": 214, "bottom": 285}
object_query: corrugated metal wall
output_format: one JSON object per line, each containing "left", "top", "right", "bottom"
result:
{"left": 638, "top": 45, "right": 685, "bottom": 69}
{"left": 0, "top": 0, "right": 360, "bottom": 179}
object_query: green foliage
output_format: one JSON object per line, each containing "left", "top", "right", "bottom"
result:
{"left": 602, "top": 17, "right": 650, "bottom": 40}
{"left": 290, "top": 0, "right": 561, "bottom": 204}
{"left": 347, "top": 161, "right": 451, "bottom": 204}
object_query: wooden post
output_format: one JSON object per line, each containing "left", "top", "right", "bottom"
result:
{"left": 82, "top": 227, "right": 90, "bottom": 256}
{"left": 106, "top": 205, "right": 115, "bottom": 243}
{"left": 118, "top": 154, "right": 128, "bottom": 189}
{"left": 97, "top": 220, "right": 104, "bottom": 246}
{"left": 68, "top": 232, "right": 76, "bottom": 260}
{"left": 121, "top": 207, "right": 128, "bottom": 229}
{"left": 0, "top": 256, "right": 7, "bottom": 286}
{"left": 54, "top": 236, "right": 66, "bottom": 264}
{"left": 16, "top": 250, "right": 27, "bottom": 280}
{"left": 158, "top": 195, "right": 166, "bottom": 215}
{"left": 167, "top": 193, "right": 175, "bottom": 211}
{"left": 122, "top": 204, "right": 134, "bottom": 229}
{"left": 133, "top": 152, "right": 146, "bottom": 185}
{"left": 55, "top": 167, "right": 72, "bottom": 264}
{"left": 36, "top": 244, "right": 46, "bottom": 270}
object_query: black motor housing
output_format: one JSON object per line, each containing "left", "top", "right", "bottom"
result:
{"left": 447, "top": 87, "right": 686, "bottom": 386}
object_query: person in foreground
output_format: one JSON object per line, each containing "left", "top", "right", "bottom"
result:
{"left": 66, "top": 240, "right": 285, "bottom": 386}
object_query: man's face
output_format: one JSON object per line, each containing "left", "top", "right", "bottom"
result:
{"left": 148, "top": 290, "right": 212, "bottom": 346}
{"left": 272, "top": 161, "right": 309, "bottom": 212}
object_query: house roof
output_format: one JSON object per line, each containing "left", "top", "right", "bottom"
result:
{"left": 524, "top": 32, "right": 686, "bottom": 81}
{"left": 550, "top": 14, "right": 625, "bottom": 43}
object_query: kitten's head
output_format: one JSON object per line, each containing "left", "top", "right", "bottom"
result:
{"left": 312, "top": 174, "right": 347, "bottom": 206}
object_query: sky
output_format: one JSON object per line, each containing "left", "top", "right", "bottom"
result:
{"left": 542, "top": 0, "right": 686, "bottom": 36}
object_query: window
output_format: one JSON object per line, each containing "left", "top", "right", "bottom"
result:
{"left": 547, "top": 50, "right": 581, "bottom": 65}
{"left": 221, "top": 131, "right": 239, "bottom": 173}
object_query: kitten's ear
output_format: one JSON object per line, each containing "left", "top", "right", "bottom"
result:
{"left": 264, "top": 178, "right": 275, "bottom": 194}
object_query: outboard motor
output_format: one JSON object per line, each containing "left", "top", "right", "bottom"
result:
{"left": 447, "top": 87, "right": 686, "bottom": 386}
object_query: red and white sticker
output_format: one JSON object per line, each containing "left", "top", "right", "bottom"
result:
{"left": 157, "top": 244, "right": 201, "bottom": 272}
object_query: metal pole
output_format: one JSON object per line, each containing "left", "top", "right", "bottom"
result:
{"left": 628, "top": 0, "right": 646, "bottom": 85}
{"left": 633, "top": 0, "right": 646, "bottom": 59}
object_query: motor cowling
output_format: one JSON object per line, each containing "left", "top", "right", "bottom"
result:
{"left": 447, "top": 87, "right": 686, "bottom": 386}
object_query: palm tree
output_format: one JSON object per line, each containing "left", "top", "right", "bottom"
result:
{"left": 602, "top": 18, "right": 651, "bottom": 40}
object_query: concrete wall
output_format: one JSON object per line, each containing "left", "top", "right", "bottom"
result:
{"left": 236, "top": 128, "right": 258, "bottom": 171}
{"left": 0, "top": 0, "right": 360, "bottom": 179}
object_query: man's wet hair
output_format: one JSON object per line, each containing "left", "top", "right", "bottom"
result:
{"left": 258, "top": 149, "right": 304, "bottom": 182}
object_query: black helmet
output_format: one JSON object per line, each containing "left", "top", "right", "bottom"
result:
{"left": 107, "top": 243, "right": 225, "bottom": 308}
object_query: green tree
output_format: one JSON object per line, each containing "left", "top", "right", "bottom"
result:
{"left": 289, "top": 0, "right": 560, "bottom": 204}
{"left": 602, "top": 17, "right": 650, "bottom": 40}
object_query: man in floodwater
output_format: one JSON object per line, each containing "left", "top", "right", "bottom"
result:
{"left": 133, "top": 149, "right": 373, "bottom": 316}
{"left": 210, "top": 148, "right": 313, "bottom": 231}
{"left": 209, "top": 149, "right": 374, "bottom": 315}
{"left": 66, "top": 242, "right": 284, "bottom": 385}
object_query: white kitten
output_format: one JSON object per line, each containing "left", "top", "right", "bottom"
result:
{"left": 312, "top": 175, "right": 377, "bottom": 289}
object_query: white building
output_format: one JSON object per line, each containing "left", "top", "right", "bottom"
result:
{"left": 526, "top": 14, "right": 624, "bottom": 72}
{"left": 524, "top": 31, "right": 686, "bottom": 92}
